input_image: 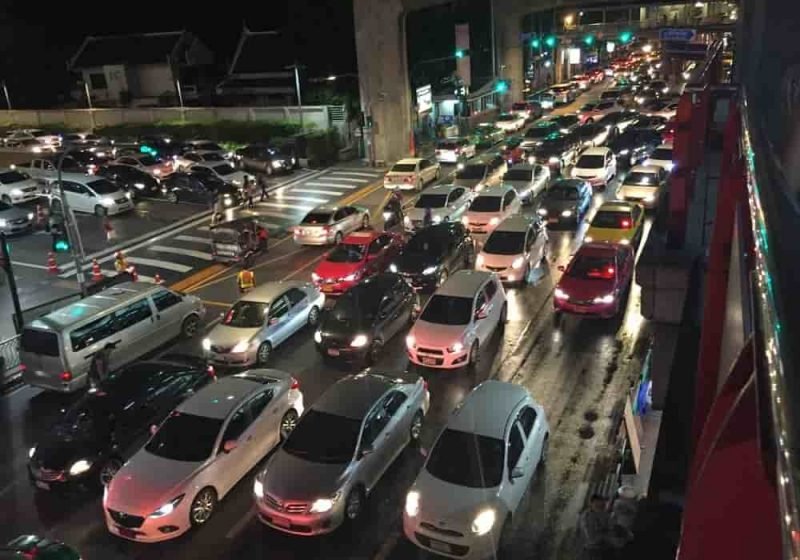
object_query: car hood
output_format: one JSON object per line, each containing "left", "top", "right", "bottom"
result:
{"left": 479, "top": 251, "right": 518, "bottom": 269}
{"left": 107, "top": 451, "right": 203, "bottom": 514}
{"left": 453, "top": 177, "right": 481, "bottom": 189}
{"left": 557, "top": 274, "right": 615, "bottom": 301}
{"left": 33, "top": 432, "right": 103, "bottom": 471}
{"left": 410, "top": 319, "right": 467, "bottom": 348}
{"left": 207, "top": 324, "right": 261, "bottom": 347}
{"left": 4, "top": 178, "right": 39, "bottom": 190}
{"left": 0, "top": 205, "right": 29, "bottom": 220}
{"left": 572, "top": 166, "right": 605, "bottom": 177}
{"left": 540, "top": 198, "right": 577, "bottom": 213}
{"left": 406, "top": 206, "right": 450, "bottom": 221}
{"left": 411, "top": 469, "right": 501, "bottom": 530}
{"left": 261, "top": 449, "right": 351, "bottom": 502}
{"left": 315, "top": 259, "right": 363, "bottom": 280}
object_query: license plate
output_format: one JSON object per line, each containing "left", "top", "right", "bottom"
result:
{"left": 422, "top": 357, "right": 437, "bottom": 366}
{"left": 322, "top": 285, "right": 334, "bottom": 293}
{"left": 327, "top": 348, "right": 340, "bottom": 357}
{"left": 271, "top": 515, "right": 291, "bottom": 528}
{"left": 429, "top": 540, "right": 451, "bottom": 554}
{"left": 117, "top": 527, "right": 138, "bottom": 539}
{"left": 548, "top": 218, "right": 558, "bottom": 223}
{"left": 35, "top": 481, "right": 49, "bottom": 490}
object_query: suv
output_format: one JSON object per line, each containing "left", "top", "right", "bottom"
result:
{"left": 391, "top": 222, "right": 475, "bottom": 291}
{"left": 406, "top": 270, "right": 506, "bottom": 369}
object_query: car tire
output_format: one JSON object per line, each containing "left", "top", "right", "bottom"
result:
{"left": 409, "top": 411, "right": 424, "bottom": 445}
{"left": 256, "top": 341, "right": 272, "bottom": 365}
{"left": 362, "top": 214, "right": 370, "bottom": 229}
{"left": 94, "top": 205, "right": 107, "bottom": 217}
{"left": 438, "top": 268, "right": 449, "bottom": 287}
{"left": 1, "top": 195, "right": 10, "bottom": 205}
{"left": 167, "top": 191, "right": 178, "bottom": 203}
{"left": 190, "top": 487, "right": 217, "bottom": 527}
{"left": 499, "top": 302, "right": 508, "bottom": 328}
{"left": 280, "top": 409, "right": 299, "bottom": 441}
{"left": 308, "top": 305, "right": 321, "bottom": 327}
{"left": 344, "top": 486, "right": 366, "bottom": 523}
{"left": 334, "top": 231, "right": 343, "bottom": 245}
{"left": 181, "top": 314, "right": 200, "bottom": 338}
{"left": 468, "top": 340, "right": 480, "bottom": 369}
{"left": 98, "top": 457, "right": 123, "bottom": 487}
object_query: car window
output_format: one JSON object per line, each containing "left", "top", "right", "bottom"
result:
{"left": 507, "top": 424, "right": 525, "bottom": 470}
{"left": 368, "top": 234, "right": 390, "bottom": 255}
{"left": 502, "top": 190, "right": 516, "bottom": 208}
{"left": 447, "top": 187, "right": 465, "bottom": 204}
{"left": 332, "top": 209, "right": 347, "bottom": 221}
{"left": 113, "top": 298, "right": 153, "bottom": 330}
{"left": 518, "top": 406, "right": 537, "bottom": 436}
{"left": 269, "top": 296, "right": 290, "bottom": 320}
{"left": 70, "top": 313, "right": 119, "bottom": 352}
{"left": 484, "top": 279, "right": 498, "bottom": 300}
{"left": 221, "top": 402, "right": 251, "bottom": 443}
{"left": 475, "top": 291, "right": 487, "bottom": 313}
{"left": 246, "top": 389, "right": 273, "bottom": 420}
{"left": 384, "top": 390, "right": 408, "bottom": 416}
{"left": 361, "top": 400, "right": 391, "bottom": 448}
{"left": 152, "top": 289, "right": 182, "bottom": 311}
{"left": 285, "top": 288, "right": 307, "bottom": 308}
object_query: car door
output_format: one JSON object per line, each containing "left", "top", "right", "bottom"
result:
{"left": 214, "top": 397, "right": 263, "bottom": 496}
{"left": 382, "top": 390, "right": 413, "bottom": 457}
{"left": 472, "top": 288, "right": 492, "bottom": 344}
{"left": 357, "top": 395, "right": 393, "bottom": 490}
{"left": 503, "top": 190, "right": 520, "bottom": 219}
{"left": 283, "top": 287, "right": 310, "bottom": 335}
{"left": 517, "top": 404, "right": 546, "bottom": 469}
{"left": 150, "top": 289, "right": 185, "bottom": 338}
{"left": 265, "top": 295, "right": 292, "bottom": 346}
{"left": 241, "top": 389, "right": 279, "bottom": 464}
{"left": 109, "top": 298, "right": 156, "bottom": 367}
{"left": 447, "top": 187, "right": 468, "bottom": 220}
{"left": 344, "top": 207, "right": 361, "bottom": 231}
{"left": 378, "top": 285, "right": 406, "bottom": 341}
{"left": 503, "top": 420, "right": 530, "bottom": 512}
{"left": 60, "top": 180, "right": 88, "bottom": 212}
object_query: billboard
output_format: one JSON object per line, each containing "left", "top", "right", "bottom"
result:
{"left": 416, "top": 85, "right": 432, "bottom": 113}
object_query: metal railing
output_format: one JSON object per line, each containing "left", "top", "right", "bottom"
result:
{"left": 0, "top": 334, "right": 21, "bottom": 383}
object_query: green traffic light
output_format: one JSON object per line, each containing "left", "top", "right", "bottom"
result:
{"left": 531, "top": 38, "right": 541, "bottom": 49}
{"left": 545, "top": 36, "right": 556, "bottom": 48}
{"left": 495, "top": 81, "right": 508, "bottom": 94}
{"left": 619, "top": 31, "right": 632, "bottom": 44}
{"left": 584, "top": 35, "right": 595, "bottom": 46}
{"left": 455, "top": 49, "right": 465, "bottom": 59}
{"left": 54, "top": 239, "right": 70, "bottom": 252}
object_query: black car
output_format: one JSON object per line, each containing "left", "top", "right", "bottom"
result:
{"left": 550, "top": 114, "right": 580, "bottom": 133}
{"left": 573, "top": 123, "right": 616, "bottom": 148}
{"left": 235, "top": 143, "right": 298, "bottom": 174}
{"left": 537, "top": 179, "right": 592, "bottom": 227}
{"left": 531, "top": 134, "right": 581, "bottom": 174}
{"left": 391, "top": 222, "right": 474, "bottom": 292}
{"left": 595, "top": 110, "right": 641, "bottom": 133}
{"left": 96, "top": 164, "right": 161, "bottom": 197}
{"left": 67, "top": 149, "right": 113, "bottom": 171}
{"left": 161, "top": 171, "right": 242, "bottom": 205}
{"left": 139, "top": 135, "right": 184, "bottom": 158}
{"left": 28, "top": 356, "right": 215, "bottom": 491}
{"left": 522, "top": 122, "right": 561, "bottom": 147}
{"left": 607, "top": 128, "right": 663, "bottom": 168}
{"left": 628, "top": 115, "right": 668, "bottom": 131}
{"left": 315, "top": 273, "right": 417, "bottom": 364}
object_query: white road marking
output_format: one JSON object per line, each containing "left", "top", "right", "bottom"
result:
{"left": 9, "top": 261, "right": 50, "bottom": 270}
{"left": 257, "top": 202, "right": 314, "bottom": 212}
{"left": 98, "top": 269, "right": 157, "bottom": 283}
{"left": 125, "top": 256, "right": 192, "bottom": 273}
{"left": 175, "top": 235, "right": 212, "bottom": 245}
{"left": 320, "top": 176, "right": 369, "bottom": 183}
{"left": 289, "top": 188, "right": 347, "bottom": 196}
{"left": 197, "top": 226, "right": 210, "bottom": 232}
{"left": 273, "top": 194, "right": 329, "bottom": 204}
{"left": 330, "top": 170, "right": 381, "bottom": 178}
{"left": 149, "top": 245, "right": 213, "bottom": 261}
{"left": 303, "top": 182, "right": 357, "bottom": 189}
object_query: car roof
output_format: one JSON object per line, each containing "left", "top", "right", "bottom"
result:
{"left": 308, "top": 204, "right": 341, "bottom": 213}
{"left": 177, "top": 375, "right": 269, "bottom": 419}
{"left": 577, "top": 242, "right": 625, "bottom": 258}
{"left": 343, "top": 230, "right": 381, "bottom": 244}
{"left": 629, "top": 165, "right": 662, "bottom": 174}
{"left": 597, "top": 200, "right": 637, "bottom": 213}
{"left": 474, "top": 183, "right": 515, "bottom": 196}
{"left": 421, "top": 183, "right": 461, "bottom": 194}
{"left": 580, "top": 147, "right": 611, "bottom": 156}
{"left": 235, "top": 281, "right": 308, "bottom": 304}
{"left": 437, "top": 270, "right": 493, "bottom": 297}
{"left": 395, "top": 158, "right": 422, "bottom": 165}
{"left": 312, "top": 372, "right": 395, "bottom": 420}
{"left": 493, "top": 214, "right": 534, "bottom": 233}
{"left": 447, "top": 380, "right": 529, "bottom": 438}
{"left": 343, "top": 273, "right": 401, "bottom": 300}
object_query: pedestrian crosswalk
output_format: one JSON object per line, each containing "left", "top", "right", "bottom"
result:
{"left": 59, "top": 166, "right": 386, "bottom": 285}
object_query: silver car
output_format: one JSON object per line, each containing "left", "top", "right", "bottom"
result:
{"left": 0, "top": 200, "right": 34, "bottom": 234}
{"left": 254, "top": 371, "right": 430, "bottom": 535}
{"left": 403, "top": 184, "right": 472, "bottom": 231}
{"left": 202, "top": 281, "right": 324, "bottom": 366}
{"left": 293, "top": 205, "right": 371, "bottom": 246}
{"left": 501, "top": 164, "right": 550, "bottom": 204}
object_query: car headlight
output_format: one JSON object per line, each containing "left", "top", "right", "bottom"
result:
{"left": 457, "top": 163, "right": 465, "bottom": 170}
{"left": 548, "top": 156, "right": 559, "bottom": 164}
{"left": 343, "top": 272, "right": 359, "bottom": 282}
{"left": 32, "top": 146, "right": 42, "bottom": 153}
{"left": 619, "top": 149, "right": 630, "bottom": 156}
{"left": 619, "top": 238, "right": 630, "bottom": 245}
{"left": 153, "top": 169, "right": 161, "bottom": 176}
{"left": 585, "top": 235, "right": 594, "bottom": 243}
{"left": 100, "top": 197, "right": 114, "bottom": 206}
{"left": 387, "top": 263, "right": 398, "bottom": 274}
{"left": 561, "top": 210, "right": 572, "bottom": 217}
{"left": 68, "top": 459, "right": 93, "bottom": 476}
{"left": 512, "top": 256, "right": 525, "bottom": 269}
{"left": 149, "top": 494, "right": 185, "bottom": 518}
{"left": 528, "top": 156, "right": 536, "bottom": 164}
{"left": 272, "top": 160, "right": 282, "bottom": 169}
{"left": 310, "top": 494, "right": 339, "bottom": 514}
{"left": 202, "top": 338, "right": 211, "bottom": 351}
{"left": 422, "top": 266, "right": 438, "bottom": 275}
{"left": 382, "top": 211, "right": 392, "bottom": 221}
{"left": 134, "top": 182, "right": 145, "bottom": 190}
{"left": 311, "top": 272, "right": 321, "bottom": 283}
{"left": 28, "top": 446, "right": 36, "bottom": 459}
{"left": 554, "top": 288, "right": 569, "bottom": 300}
{"left": 125, "top": 192, "right": 133, "bottom": 199}
{"left": 350, "top": 334, "right": 369, "bottom": 348}
{"left": 10, "top": 188, "right": 22, "bottom": 197}
{"left": 405, "top": 491, "right": 421, "bottom": 517}
{"left": 224, "top": 197, "right": 232, "bottom": 207}
{"left": 27, "top": 212, "right": 34, "bottom": 220}
{"left": 403, "top": 216, "right": 412, "bottom": 226}
{"left": 537, "top": 208, "right": 548, "bottom": 216}
{"left": 314, "top": 330, "right": 322, "bottom": 344}
{"left": 471, "top": 508, "right": 496, "bottom": 536}
{"left": 447, "top": 341, "right": 464, "bottom": 353}
{"left": 665, "top": 162, "right": 675, "bottom": 171}
{"left": 232, "top": 340, "right": 251, "bottom": 353}
{"left": 489, "top": 217, "right": 500, "bottom": 226}
{"left": 461, "top": 216, "right": 469, "bottom": 225}
{"left": 593, "top": 293, "right": 615, "bottom": 304}
{"left": 406, "top": 334, "right": 416, "bottom": 350}
{"left": 432, "top": 215, "right": 442, "bottom": 224}
{"left": 254, "top": 479, "right": 264, "bottom": 499}
{"left": 0, "top": 219, "right": 6, "bottom": 228}
{"left": 476, "top": 254, "right": 484, "bottom": 267}
{"left": 644, "top": 194, "right": 655, "bottom": 202}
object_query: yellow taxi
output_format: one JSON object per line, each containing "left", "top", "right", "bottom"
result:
{"left": 584, "top": 200, "right": 645, "bottom": 247}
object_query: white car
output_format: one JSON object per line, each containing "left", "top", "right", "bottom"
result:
{"left": 181, "top": 140, "right": 230, "bottom": 159}
{"left": 104, "top": 370, "right": 304, "bottom": 543}
{"left": 404, "top": 184, "right": 473, "bottom": 231}
{"left": 642, "top": 100, "right": 678, "bottom": 120}
{"left": 476, "top": 215, "right": 548, "bottom": 285}
{"left": 406, "top": 270, "right": 506, "bottom": 369}
{"left": 494, "top": 113, "right": 526, "bottom": 133}
{"left": 435, "top": 138, "right": 476, "bottom": 164}
{"left": 190, "top": 162, "right": 252, "bottom": 187}
{"left": 4, "top": 129, "right": 61, "bottom": 149}
{"left": 173, "top": 151, "right": 227, "bottom": 171}
{"left": 48, "top": 173, "right": 133, "bottom": 216}
{"left": 112, "top": 154, "right": 174, "bottom": 178}
{"left": 293, "top": 204, "right": 371, "bottom": 245}
{"left": 403, "top": 380, "right": 549, "bottom": 559}
{"left": 384, "top": 158, "right": 440, "bottom": 191}
{"left": 571, "top": 147, "right": 617, "bottom": 188}
{"left": 500, "top": 164, "right": 550, "bottom": 204}
{"left": 462, "top": 184, "right": 522, "bottom": 239}
{"left": 549, "top": 83, "right": 577, "bottom": 104}
{"left": 643, "top": 143, "right": 674, "bottom": 172}
{"left": 617, "top": 165, "right": 668, "bottom": 208}
{"left": 0, "top": 168, "right": 43, "bottom": 204}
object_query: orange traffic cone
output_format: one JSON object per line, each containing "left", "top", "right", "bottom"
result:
{"left": 153, "top": 273, "right": 164, "bottom": 285}
{"left": 91, "top": 259, "right": 103, "bottom": 282}
{"left": 47, "top": 252, "right": 59, "bottom": 274}
{"left": 128, "top": 266, "right": 138, "bottom": 282}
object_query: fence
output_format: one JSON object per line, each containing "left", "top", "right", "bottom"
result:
{"left": 0, "top": 334, "right": 21, "bottom": 386}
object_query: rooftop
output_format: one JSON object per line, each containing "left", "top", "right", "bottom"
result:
{"left": 448, "top": 380, "right": 529, "bottom": 438}
{"left": 178, "top": 375, "right": 266, "bottom": 419}
{"left": 437, "top": 270, "right": 492, "bottom": 298}
{"left": 312, "top": 373, "right": 393, "bottom": 420}
{"left": 70, "top": 32, "right": 184, "bottom": 69}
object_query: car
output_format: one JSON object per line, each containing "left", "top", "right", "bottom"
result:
{"left": 1, "top": 535, "right": 81, "bottom": 560}
{"left": 62, "top": 132, "right": 108, "bottom": 149}
{"left": 548, "top": 83, "right": 577, "bottom": 104}
{"left": 0, "top": 200, "right": 34, "bottom": 235}
{"left": 7, "top": 138, "right": 56, "bottom": 153}
{"left": 577, "top": 100, "right": 622, "bottom": 124}
{"left": 571, "top": 146, "right": 617, "bottom": 188}
{"left": 4, "top": 129, "right": 61, "bottom": 149}
{"left": 311, "top": 230, "right": 404, "bottom": 296}
{"left": 254, "top": 371, "right": 429, "bottom": 535}
{"left": 294, "top": 204, "right": 371, "bottom": 245}
{"left": 500, "top": 136, "right": 527, "bottom": 165}
{"left": 634, "top": 89, "right": 659, "bottom": 107}
{"left": 453, "top": 154, "right": 507, "bottom": 192}
{"left": 627, "top": 114, "right": 668, "bottom": 132}
{"left": 66, "top": 149, "right": 114, "bottom": 171}
{"left": 403, "top": 380, "right": 549, "bottom": 559}
{"left": 662, "top": 118, "right": 676, "bottom": 144}
{"left": 573, "top": 122, "right": 615, "bottom": 148}
{"left": 47, "top": 173, "right": 133, "bottom": 216}
{"left": 404, "top": 184, "right": 472, "bottom": 230}
{"left": 501, "top": 164, "right": 550, "bottom": 203}
{"left": 14, "top": 157, "right": 89, "bottom": 182}
{"left": 112, "top": 154, "right": 173, "bottom": 178}
{"left": 96, "top": 164, "right": 161, "bottom": 198}
{"left": 28, "top": 356, "right": 216, "bottom": 491}
{"left": 642, "top": 143, "right": 674, "bottom": 172}
{"left": 0, "top": 168, "right": 42, "bottom": 204}
{"left": 181, "top": 139, "right": 230, "bottom": 159}
{"left": 190, "top": 161, "right": 253, "bottom": 188}
{"left": 527, "top": 91, "right": 555, "bottom": 110}
{"left": 594, "top": 110, "right": 641, "bottom": 133}
{"left": 600, "top": 89, "right": 623, "bottom": 103}
{"left": 536, "top": 179, "right": 593, "bottom": 227}
{"left": 494, "top": 112, "right": 526, "bottom": 133}
{"left": 172, "top": 151, "right": 227, "bottom": 172}
{"left": 529, "top": 134, "right": 581, "bottom": 175}
{"left": 314, "top": 273, "right": 418, "bottom": 363}
{"left": 161, "top": 170, "right": 241, "bottom": 206}
{"left": 462, "top": 183, "right": 522, "bottom": 239}
{"left": 511, "top": 101, "right": 542, "bottom": 121}
{"left": 551, "top": 114, "right": 581, "bottom": 134}
{"left": 617, "top": 165, "right": 667, "bottom": 208}
{"left": 203, "top": 281, "right": 323, "bottom": 366}
{"left": 607, "top": 128, "right": 663, "bottom": 169}
{"left": 234, "top": 143, "right": 298, "bottom": 174}
{"left": 383, "top": 158, "right": 440, "bottom": 191}
{"left": 476, "top": 215, "right": 548, "bottom": 285}
{"left": 553, "top": 242, "right": 634, "bottom": 318}
{"left": 521, "top": 120, "right": 561, "bottom": 149}
{"left": 406, "top": 270, "right": 506, "bottom": 369}
{"left": 648, "top": 80, "right": 669, "bottom": 96}
{"left": 390, "top": 222, "right": 475, "bottom": 292}
{"left": 104, "top": 369, "right": 304, "bottom": 542}
{"left": 588, "top": 68, "right": 605, "bottom": 83}
{"left": 473, "top": 124, "right": 506, "bottom": 147}
{"left": 434, "top": 138, "right": 476, "bottom": 164}
{"left": 573, "top": 74, "right": 592, "bottom": 90}
{"left": 585, "top": 200, "right": 645, "bottom": 248}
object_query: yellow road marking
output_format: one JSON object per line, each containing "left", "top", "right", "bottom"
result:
{"left": 201, "top": 299, "right": 233, "bottom": 308}
{"left": 188, "top": 246, "right": 309, "bottom": 292}
{"left": 170, "top": 264, "right": 227, "bottom": 292}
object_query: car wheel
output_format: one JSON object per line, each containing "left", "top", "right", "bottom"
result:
{"left": 344, "top": 486, "right": 365, "bottom": 522}
{"left": 307, "top": 305, "right": 320, "bottom": 327}
{"left": 438, "top": 268, "right": 449, "bottom": 287}
{"left": 167, "top": 191, "right": 178, "bottom": 203}
{"left": 1, "top": 195, "right": 10, "bottom": 205}
{"left": 468, "top": 340, "right": 480, "bottom": 369}
{"left": 539, "top": 436, "right": 549, "bottom": 468}
{"left": 181, "top": 314, "right": 200, "bottom": 338}
{"left": 409, "top": 411, "right": 424, "bottom": 445}
{"left": 94, "top": 205, "right": 107, "bottom": 217}
{"left": 280, "top": 409, "right": 299, "bottom": 440}
{"left": 499, "top": 302, "right": 508, "bottom": 328}
{"left": 334, "top": 231, "right": 343, "bottom": 245}
{"left": 99, "top": 457, "right": 123, "bottom": 487}
{"left": 362, "top": 214, "right": 370, "bottom": 229}
{"left": 256, "top": 341, "right": 272, "bottom": 365}
{"left": 190, "top": 487, "right": 217, "bottom": 527}
{"left": 366, "top": 339, "right": 383, "bottom": 366}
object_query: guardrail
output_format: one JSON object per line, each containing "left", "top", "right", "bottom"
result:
{"left": 0, "top": 334, "right": 21, "bottom": 385}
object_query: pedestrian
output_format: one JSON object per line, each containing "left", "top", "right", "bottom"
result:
{"left": 237, "top": 266, "right": 255, "bottom": 293}
{"left": 103, "top": 217, "right": 115, "bottom": 242}
{"left": 113, "top": 251, "right": 128, "bottom": 273}
{"left": 579, "top": 494, "right": 614, "bottom": 560}
{"left": 213, "top": 193, "right": 226, "bottom": 225}
{"left": 423, "top": 206, "right": 433, "bottom": 227}
{"left": 256, "top": 222, "right": 269, "bottom": 251}
{"left": 258, "top": 174, "right": 270, "bottom": 201}
{"left": 87, "top": 342, "right": 115, "bottom": 391}
{"left": 246, "top": 178, "right": 256, "bottom": 209}
{"left": 608, "top": 486, "right": 638, "bottom": 550}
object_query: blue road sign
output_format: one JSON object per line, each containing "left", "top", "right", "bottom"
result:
{"left": 659, "top": 28, "right": 696, "bottom": 42}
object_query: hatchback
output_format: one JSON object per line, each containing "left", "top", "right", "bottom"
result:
{"left": 390, "top": 223, "right": 475, "bottom": 291}
{"left": 536, "top": 179, "right": 592, "bottom": 227}
{"left": 48, "top": 173, "right": 133, "bottom": 216}
{"left": 435, "top": 138, "right": 476, "bottom": 164}
{"left": 462, "top": 184, "right": 522, "bottom": 239}
{"left": 476, "top": 215, "right": 548, "bottom": 285}
{"left": 571, "top": 147, "right": 617, "bottom": 188}
{"left": 501, "top": 164, "right": 550, "bottom": 203}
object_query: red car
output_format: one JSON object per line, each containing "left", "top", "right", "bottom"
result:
{"left": 311, "top": 230, "right": 404, "bottom": 296}
{"left": 662, "top": 118, "right": 676, "bottom": 144}
{"left": 553, "top": 243, "right": 635, "bottom": 318}
{"left": 501, "top": 136, "right": 526, "bottom": 164}
{"left": 573, "top": 74, "right": 591, "bottom": 90}
{"left": 589, "top": 69, "right": 605, "bottom": 83}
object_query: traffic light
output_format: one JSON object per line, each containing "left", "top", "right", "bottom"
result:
{"left": 584, "top": 34, "right": 595, "bottom": 46}
{"left": 619, "top": 30, "right": 633, "bottom": 44}
{"left": 455, "top": 49, "right": 465, "bottom": 59}
{"left": 52, "top": 229, "right": 70, "bottom": 253}
{"left": 545, "top": 35, "right": 556, "bottom": 48}
{"left": 495, "top": 80, "right": 509, "bottom": 94}
{"left": 139, "top": 145, "right": 158, "bottom": 156}
{"left": 531, "top": 38, "right": 541, "bottom": 49}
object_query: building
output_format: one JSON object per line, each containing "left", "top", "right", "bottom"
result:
{"left": 68, "top": 31, "right": 215, "bottom": 107}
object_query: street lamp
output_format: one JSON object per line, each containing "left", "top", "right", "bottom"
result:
{"left": 56, "top": 149, "right": 88, "bottom": 296}
{"left": 564, "top": 14, "right": 574, "bottom": 27}
{"left": 285, "top": 63, "right": 305, "bottom": 131}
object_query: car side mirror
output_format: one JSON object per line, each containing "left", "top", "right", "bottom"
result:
{"left": 511, "top": 466, "right": 525, "bottom": 480}
{"left": 222, "top": 439, "right": 238, "bottom": 453}
{"left": 359, "top": 444, "right": 374, "bottom": 459}
{"left": 149, "top": 424, "right": 158, "bottom": 436}
{"left": 557, "top": 265, "right": 566, "bottom": 272}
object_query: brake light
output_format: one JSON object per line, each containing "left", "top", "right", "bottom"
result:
{"left": 620, "top": 219, "right": 632, "bottom": 228}
{"left": 206, "top": 365, "right": 216, "bottom": 379}
{"left": 60, "top": 371, "right": 72, "bottom": 382}
{"left": 19, "top": 364, "right": 27, "bottom": 372}
{"left": 607, "top": 267, "right": 616, "bottom": 275}
{"left": 404, "top": 176, "right": 414, "bottom": 183}
{"left": 291, "top": 377, "right": 300, "bottom": 390}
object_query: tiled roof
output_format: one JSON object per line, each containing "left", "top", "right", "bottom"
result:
{"left": 70, "top": 32, "right": 184, "bottom": 69}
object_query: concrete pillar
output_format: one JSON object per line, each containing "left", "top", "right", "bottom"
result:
{"left": 353, "top": 0, "right": 413, "bottom": 165}
{"left": 494, "top": 0, "right": 528, "bottom": 106}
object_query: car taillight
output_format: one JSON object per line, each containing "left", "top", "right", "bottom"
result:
{"left": 19, "top": 364, "right": 27, "bottom": 372}
{"left": 60, "top": 371, "right": 72, "bottom": 382}
{"left": 207, "top": 365, "right": 216, "bottom": 379}
{"left": 620, "top": 219, "right": 632, "bottom": 228}
{"left": 404, "top": 176, "right": 413, "bottom": 183}
{"left": 291, "top": 377, "right": 300, "bottom": 390}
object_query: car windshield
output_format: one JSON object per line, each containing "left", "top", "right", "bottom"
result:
{"left": 420, "top": 295, "right": 473, "bottom": 325}
{"left": 425, "top": 429, "right": 504, "bottom": 488}
{"left": 437, "top": 141, "right": 458, "bottom": 150}
{"left": 546, "top": 186, "right": 579, "bottom": 200}
{"left": 525, "top": 125, "right": 558, "bottom": 139}
{"left": 198, "top": 143, "right": 223, "bottom": 151}
{"left": 592, "top": 210, "right": 633, "bottom": 229}
{"left": 0, "top": 171, "right": 28, "bottom": 183}
{"left": 222, "top": 301, "right": 267, "bottom": 328}
{"left": 601, "top": 91, "right": 620, "bottom": 100}
{"left": 503, "top": 169, "right": 533, "bottom": 181}
{"left": 568, "top": 254, "right": 617, "bottom": 280}
{"left": 497, "top": 114, "right": 516, "bottom": 121}
{"left": 391, "top": 163, "right": 416, "bottom": 173}
{"left": 576, "top": 155, "right": 605, "bottom": 169}
{"left": 282, "top": 410, "right": 361, "bottom": 463}
{"left": 469, "top": 196, "right": 502, "bottom": 212}
{"left": 625, "top": 172, "right": 658, "bottom": 185}
{"left": 145, "top": 412, "right": 223, "bottom": 462}
{"left": 456, "top": 165, "right": 486, "bottom": 179}
{"left": 213, "top": 164, "right": 236, "bottom": 176}
{"left": 415, "top": 194, "right": 447, "bottom": 208}
{"left": 327, "top": 243, "right": 366, "bottom": 263}
{"left": 406, "top": 233, "right": 445, "bottom": 255}
{"left": 651, "top": 149, "right": 672, "bottom": 161}
{"left": 87, "top": 179, "right": 120, "bottom": 194}
{"left": 483, "top": 230, "right": 525, "bottom": 255}
{"left": 302, "top": 212, "right": 332, "bottom": 225}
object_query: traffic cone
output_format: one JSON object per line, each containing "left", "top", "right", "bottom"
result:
{"left": 91, "top": 259, "right": 103, "bottom": 282}
{"left": 153, "top": 273, "right": 164, "bottom": 285}
{"left": 47, "top": 252, "right": 59, "bottom": 274}
{"left": 128, "top": 266, "right": 138, "bottom": 282}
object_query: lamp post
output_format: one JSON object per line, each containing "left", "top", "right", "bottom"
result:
{"left": 83, "top": 81, "right": 96, "bottom": 129}
{"left": 2, "top": 82, "right": 11, "bottom": 110}
{"left": 285, "top": 64, "right": 305, "bottom": 131}
{"left": 56, "top": 149, "right": 88, "bottom": 296}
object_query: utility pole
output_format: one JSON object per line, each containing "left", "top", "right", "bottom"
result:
{"left": 175, "top": 79, "right": 185, "bottom": 122}
{"left": 56, "top": 150, "right": 88, "bottom": 296}
{"left": 286, "top": 63, "right": 304, "bottom": 131}
{"left": 0, "top": 232, "right": 24, "bottom": 333}
{"left": 2, "top": 82, "right": 11, "bottom": 110}
{"left": 83, "top": 81, "right": 96, "bottom": 129}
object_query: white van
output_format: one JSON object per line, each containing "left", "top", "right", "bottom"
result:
{"left": 47, "top": 173, "right": 133, "bottom": 216}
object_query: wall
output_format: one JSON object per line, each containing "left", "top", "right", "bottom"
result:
{"left": 133, "top": 64, "right": 175, "bottom": 98}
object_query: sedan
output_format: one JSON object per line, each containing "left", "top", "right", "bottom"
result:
{"left": 530, "top": 134, "right": 581, "bottom": 175}
{"left": 112, "top": 154, "right": 173, "bottom": 178}
{"left": 191, "top": 162, "right": 253, "bottom": 187}
{"left": 434, "top": 138, "right": 476, "bottom": 164}
{"left": 172, "top": 151, "right": 227, "bottom": 172}
{"left": 161, "top": 171, "right": 241, "bottom": 206}
{"left": 536, "top": 179, "right": 592, "bottom": 228}
{"left": 383, "top": 158, "right": 440, "bottom": 191}
{"left": 573, "top": 123, "right": 615, "bottom": 149}
{"left": 314, "top": 273, "right": 417, "bottom": 364}
{"left": 0, "top": 168, "right": 42, "bottom": 204}
{"left": 235, "top": 144, "right": 298, "bottom": 174}
{"left": 390, "top": 222, "right": 474, "bottom": 292}
{"left": 2, "top": 535, "right": 81, "bottom": 560}
{"left": 293, "top": 205, "right": 370, "bottom": 246}
{"left": 404, "top": 184, "right": 472, "bottom": 230}
{"left": 608, "top": 129, "right": 663, "bottom": 169}
{"left": 643, "top": 144, "right": 674, "bottom": 172}
{"left": 521, "top": 121, "right": 561, "bottom": 149}
{"left": 501, "top": 164, "right": 550, "bottom": 203}
{"left": 203, "top": 281, "right": 323, "bottom": 366}
{"left": 571, "top": 147, "right": 617, "bottom": 188}
{"left": 577, "top": 100, "right": 621, "bottom": 124}
{"left": 254, "top": 371, "right": 429, "bottom": 535}
{"left": 584, "top": 200, "right": 645, "bottom": 248}
{"left": 617, "top": 165, "right": 667, "bottom": 208}
{"left": 105, "top": 370, "right": 303, "bottom": 542}
{"left": 0, "top": 200, "right": 34, "bottom": 235}
{"left": 453, "top": 155, "right": 507, "bottom": 192}
{"left": 494, "top": 112, "right": 526, "bottom": 133}
{"left": 96, "top": 164, "right": 161, "bottom": 198}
